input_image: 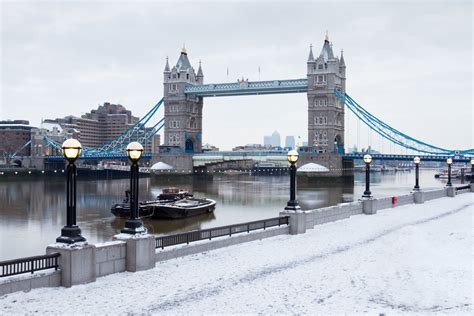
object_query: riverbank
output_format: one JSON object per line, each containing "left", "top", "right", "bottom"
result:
{"left": 1, "top": 194, "right": 472, "bottom": 314}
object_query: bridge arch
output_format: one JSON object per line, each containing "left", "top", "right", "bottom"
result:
{"left": 185, "top": 138, "right": 194, "bottom": 153}
{"left": 334, "top": 134, "right": 343, "bottom": 154}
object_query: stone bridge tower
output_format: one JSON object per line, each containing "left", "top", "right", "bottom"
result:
{"left": 163, "top": 47, "right": 204, "bottom": 153}
{"left": 307, "top": 33, "right": 346, "bottom": 154}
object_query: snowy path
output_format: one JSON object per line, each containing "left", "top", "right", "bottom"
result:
{"left": 1, "top": 194, "right": 473, "bottom": 315}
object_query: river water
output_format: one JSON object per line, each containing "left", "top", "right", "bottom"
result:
{"left": 0, "top": 170, "right": 458, "bottom": 260}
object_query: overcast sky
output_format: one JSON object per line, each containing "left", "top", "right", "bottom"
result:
{"left": 1, "top": 0, "right": 472, "bottom": 152}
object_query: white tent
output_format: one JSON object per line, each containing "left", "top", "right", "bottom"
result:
{"left": 297, "top": 162, "right": 330, "bottom": 173}
{"left": 150, "top": 162, "right": 175, "bottom": 170}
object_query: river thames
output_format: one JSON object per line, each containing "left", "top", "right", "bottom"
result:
{"left": 0, "top": 170, "right": 456, "bottom": 260}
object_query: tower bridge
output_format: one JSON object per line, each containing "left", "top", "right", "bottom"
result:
{"left": 38, "top": 33, "right": 472, "bottom": 173}
{"left": 163, "top": 33, "right": 345, "bottom": 157}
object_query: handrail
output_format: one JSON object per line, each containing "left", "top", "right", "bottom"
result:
{"left": 0, "top": 253, "right": 60, "bottom": 277}
{"left": 455, "top": 185, "right": 471, "bottom": 191}
{"left": 155, "top": 216, "right": 289, "bottom": 250}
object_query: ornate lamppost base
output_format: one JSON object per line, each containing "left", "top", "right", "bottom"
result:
{"left": 284, "top": 201, "right": 302, "bottom": 212}
{"left": 121, "top": 219, "right": 146, "bottom": 234}
{"left": 362, "top": 192, "right": 372, "bottom": 199}
{"left": 56, "top": 226, "right": 86, "bottom": 244}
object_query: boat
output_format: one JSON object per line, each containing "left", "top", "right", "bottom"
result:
{"left": 111, "top": 188, "right": 193, "bottom": 218}
{"left": 144, "top": 198, "right": 217, "bottom": 219}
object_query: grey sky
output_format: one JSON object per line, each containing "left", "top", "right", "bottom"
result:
{"left": 1, "top": 0, "right": 472, "bottom": 151}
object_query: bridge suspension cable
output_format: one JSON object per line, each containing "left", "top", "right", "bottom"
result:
{"left": 43, "top": 97, "right": 165, "bottom": 156}
{"left": 334, "top": 89, "right": 473, "bottom": 156}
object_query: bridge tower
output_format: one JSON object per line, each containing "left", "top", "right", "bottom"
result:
{"left": 163, "top": 47, "right": 204, "bottom": 153}
{"left": 307, "top": 33, "right": 346, "bottom": 154}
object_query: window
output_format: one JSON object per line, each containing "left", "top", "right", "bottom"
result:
{"left": 171, "top": 120, "right": 179, "bottom": 128}
{"left": 168, "top": 134, "right": 180, "bottom": 145}
{"left": 169, "top": 84, "right": 178, "bottom": 92}
{"left": 314, "top": 116, "right": 328, "bottom": 125}
{"left": 318, "top": 64, "right": 323, "bottom": 70}
{"left": 316, "top": 75, "right": 326, "bottom": 83}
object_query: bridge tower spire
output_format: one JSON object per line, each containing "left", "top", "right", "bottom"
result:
{"left": 307, "top": 33, "right": 346, "bottom": 155}
{"left": 163, "top": 47, "right": 203, "bottom": 153}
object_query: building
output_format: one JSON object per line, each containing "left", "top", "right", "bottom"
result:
{"left": 232, "top": 144, "right": 267, "bottom": 151}
{"left": 263, "top": 136, "right": 272, "bottom": 147}
{"left": 307, "top": 32, "right": 345, "bottom": 153}
{"left": 163, "top": 47, "right": 203, "bottom": 153}
{"left": 0, "top": 120, "right": 34, "bottom": 158}
{"left": 202, "top": 143, "right": 219, "bottom": 152}
{"left": 30, "top": 122, "right": 73, "bottom": 157}
{"left": 271, "top": 131, "right": 281, "bottom": 148}
{"left": 52, "top": 103, "right": 139, "bottom": 148}
{"left": 48, "top": 103, "right": 160, "bottom": 153}
{"left": 285, "top": 136, "right": 295, "bottom": 149}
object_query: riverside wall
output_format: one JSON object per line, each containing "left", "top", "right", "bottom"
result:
{"left": 0, "top": 186, "right": 470, "bottom": 296}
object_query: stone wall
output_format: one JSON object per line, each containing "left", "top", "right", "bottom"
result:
{"left": 305, "top": 202, "right": 363, "bottom": 229}
{"left": 0, "top": 270, "right": 61, "bottom": 296}
{"left": 424, "top": 188, "right": 448, "bottom": 201}
{"left": 95, "top": 241, "right": 127, "bottom": 277}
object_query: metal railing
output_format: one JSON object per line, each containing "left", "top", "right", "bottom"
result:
{"left": 455, "top": 184, "right": 471, "bottom": 192}
{"left": 0, "top": 253, "right": 60, "bottom": 278}
{"left": 155, "top": 216, "right": 289, "bottom": 250}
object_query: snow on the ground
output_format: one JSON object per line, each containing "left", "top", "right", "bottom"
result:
{"left": 1, "top": 194, "right": 473, "bottom": 315}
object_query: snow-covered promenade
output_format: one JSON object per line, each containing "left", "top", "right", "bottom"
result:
{"left": 1, "top": 194, "right": 472, "bottom": 315}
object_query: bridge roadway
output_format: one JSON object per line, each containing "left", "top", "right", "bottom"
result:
{"left": 184, "top": 78, "right": 308, "bottom": 97}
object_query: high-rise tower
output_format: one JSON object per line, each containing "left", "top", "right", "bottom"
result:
{"left": 163, "top": 47, "right": 204, "bottom": 153}
{"left": 307, "top": 33, "right": 346, "bottom": 154}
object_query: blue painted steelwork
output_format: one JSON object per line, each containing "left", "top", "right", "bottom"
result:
{"left": 42, "top": 98, "right": 165, "bottom": 156}
{"left": 334, "top": 89, "right": 474, "bottom": 156}
{"left": 45, "top": 152, "right": 152, "bottom": 161}
{"left": 185, "top": 79, "right": 308, "bottom": 97}
{"left": 343, "top": 153, "right": 472, "bottom": 163}
{"left": 194, "top": 150, "right": 288, "bottom": 157}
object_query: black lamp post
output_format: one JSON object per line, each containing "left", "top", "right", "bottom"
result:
{"left": 446, "top": 158, "right": 453, "bottom": 187}
{"left": 122, "top": 142, "right": 145, "bottom": 234}
{"left": 56, "top": 138, "right": 86, "bottom": 244}
{"left": 362, "top": 154, "right": 372, "bottom": 198}
{"left": 285, "top": 149, "right": 301, "bottom": 211}
{"left": 413, "top": 156, "right": 421, "bottom": 191}
{"left": 471, "top": 159, "right": 474, "bottom": 184}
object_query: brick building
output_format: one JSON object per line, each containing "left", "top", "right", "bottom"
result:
{"left": 0, "top": 120, "right": 34, "bottom": 158}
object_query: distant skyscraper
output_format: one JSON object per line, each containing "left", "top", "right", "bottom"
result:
{"left": 285, "top": 136, "right": 295, "bottom": 149}
{"left": 263, "top": 136, "right": 272, "bottom": 146}
{"left": 271, "top": 131, "right": 281, "bottom": 147}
